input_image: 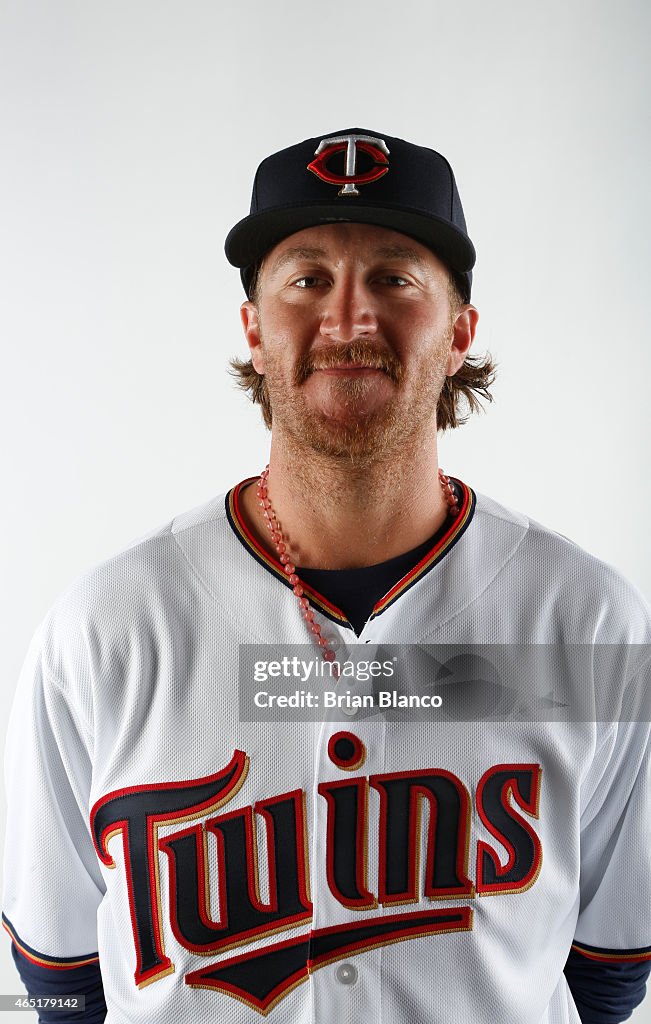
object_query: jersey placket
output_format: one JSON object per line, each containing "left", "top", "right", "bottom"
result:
{"left": 309, "top": 651, "right": 386, "bottom": 1023}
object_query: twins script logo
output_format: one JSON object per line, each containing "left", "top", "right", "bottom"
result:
{"left": 90, "top": 733, "right": 543, "bottom": 1015}
{"left": 307, "top": 134, "right": 390, "bottom": 196}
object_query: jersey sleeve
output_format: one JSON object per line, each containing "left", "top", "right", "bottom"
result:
{"left": 574, "top": 704, "right": 651, "bottom": 966}
{"left": 2, "top": 619, "right": 106, "bottom": 975}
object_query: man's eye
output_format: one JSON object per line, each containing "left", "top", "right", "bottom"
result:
{"left": 294, "top": 276, "right": 322, "bottom": 289}
{"left": 381, "top": 275, "right": 410, "bottom": 286}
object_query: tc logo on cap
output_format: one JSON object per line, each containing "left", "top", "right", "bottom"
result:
{"left": 307, "top": 134, "right": 390, "bottom": 196}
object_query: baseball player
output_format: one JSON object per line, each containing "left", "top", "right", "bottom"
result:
{"left": 4, "top": 129, "right": 651, "bottom": 1024}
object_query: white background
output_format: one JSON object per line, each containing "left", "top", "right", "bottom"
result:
{"left": 0, "top": 1, "right": 649, "bottom": 1020}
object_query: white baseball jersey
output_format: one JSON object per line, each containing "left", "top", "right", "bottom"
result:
{"left": 4, "top": 478, "right": 651, "bottom": 1023}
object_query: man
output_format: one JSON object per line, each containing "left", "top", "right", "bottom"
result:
{"left": 4, "top": 129, "right": 651, "bottom": 1024}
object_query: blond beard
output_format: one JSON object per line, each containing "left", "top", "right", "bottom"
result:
{"left": 260, "top": 330, "right": 452, "bottom": 466}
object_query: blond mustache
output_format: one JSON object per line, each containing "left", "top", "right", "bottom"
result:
{"left": 295, "top": 341, "right": 403, "bottom": 384}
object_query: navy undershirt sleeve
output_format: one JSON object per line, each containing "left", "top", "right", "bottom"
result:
{"left": 11, "top": 943, "right": 106, "bottom": 1024}
{"left": 564, "top": 949, "right": 651, "bottom": 1024}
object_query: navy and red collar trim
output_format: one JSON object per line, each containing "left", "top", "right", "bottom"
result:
{"left": 225, "top": 476, "right": 476, "bottom": 629}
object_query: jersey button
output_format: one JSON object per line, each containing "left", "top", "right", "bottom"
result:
{"left": 335, "top": 963, "right": 358, "bottom": 985}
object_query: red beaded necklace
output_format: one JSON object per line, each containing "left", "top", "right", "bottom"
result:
{"left": 255, "top": 466, "right": 460, "bottom": 667}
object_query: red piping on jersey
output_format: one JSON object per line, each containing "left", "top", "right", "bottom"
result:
{"left": 229, "top": 479, "right": 349, "bottom": 624}
{"left": 2, "top": 916, "right": 99, "bottom": 970}
{"left": 571, "top": 942, "right": 651, "bottom": 963}
{"left": 370, "top": 479, "right": 474, "bottom": 617}
{"left": 227, "top": 476, "right": 474, "bottom": 628}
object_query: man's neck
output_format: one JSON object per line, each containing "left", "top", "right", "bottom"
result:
{"left": 239, "top": 431, "right": 449, "bottom": 570}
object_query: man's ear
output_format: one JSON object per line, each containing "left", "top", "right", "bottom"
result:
{"left": 240, "top": 301, "right": 265, "bottom": 374}
{"left": 446, "top": 305, "right": 479, "bottom": 376}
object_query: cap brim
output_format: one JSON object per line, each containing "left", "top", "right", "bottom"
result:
{"left": 225, "top": 201, "right": 476, "bottom": 276}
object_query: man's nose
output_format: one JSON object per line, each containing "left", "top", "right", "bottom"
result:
{"left": 318, "top": 278, "right": 378, "bottom": 342}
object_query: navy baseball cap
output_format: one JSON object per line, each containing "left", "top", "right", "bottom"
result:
{"left": 225, "top": 128, "right": 476, "bottom": 301}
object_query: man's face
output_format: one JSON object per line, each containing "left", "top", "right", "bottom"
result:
{"left": 240, "top": 223, "right": 476, "bottom": 462}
